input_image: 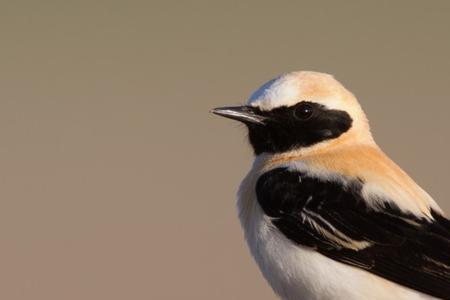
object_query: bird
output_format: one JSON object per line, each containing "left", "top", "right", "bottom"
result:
{"left": 211, "top": 71, "right": 450, "bottom": 300}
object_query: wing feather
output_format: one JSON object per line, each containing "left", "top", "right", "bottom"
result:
{"left": 256, "top": 167, "right": 450, "bottom": 299}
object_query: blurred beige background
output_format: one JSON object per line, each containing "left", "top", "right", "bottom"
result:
{"left": 1, "top": 1, "right": 449, "bottom": 299}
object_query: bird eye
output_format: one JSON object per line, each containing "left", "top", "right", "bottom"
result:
{"left": 293, "top": 103, "right": 314, "bottom": 120}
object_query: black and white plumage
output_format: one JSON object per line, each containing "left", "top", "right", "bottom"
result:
{"left": 212, "top": 71, "right": 450, "bottom": 300}
{"left": 257, "top": 168, "right": 450, "bottom": 299}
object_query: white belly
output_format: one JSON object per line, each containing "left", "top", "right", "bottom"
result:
{"left": 238, "top": 195, "right": 436, "bottom": 300}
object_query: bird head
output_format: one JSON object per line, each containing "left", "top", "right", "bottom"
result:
{"left": 212, "top": 71, "right": 375, "bottom": 155}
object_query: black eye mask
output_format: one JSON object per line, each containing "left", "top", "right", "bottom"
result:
{"left": 246, "top": 102, "right": 353, "bottom": 155}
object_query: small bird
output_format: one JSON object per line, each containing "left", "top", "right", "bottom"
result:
{"left": 212, "top": 71, "right": 450, "bottom": 300}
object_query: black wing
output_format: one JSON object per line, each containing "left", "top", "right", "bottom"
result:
{"left": 256, "top": 167, "right": 450, "bottom": 299}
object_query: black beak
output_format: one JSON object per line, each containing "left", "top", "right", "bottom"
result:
{"left": 211, "top": 106, "right": 267, "bottom": 125}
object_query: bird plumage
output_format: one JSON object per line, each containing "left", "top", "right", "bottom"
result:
{"left": 212, "top": 71, "right": 450, "bottom": 299}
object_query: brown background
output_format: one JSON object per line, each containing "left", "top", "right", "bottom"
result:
{"left": 1, "top": 1, "right": 450, "bottom": 299}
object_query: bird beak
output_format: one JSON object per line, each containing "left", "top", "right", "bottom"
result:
{"left": 211, "top": 106, "right": 267, "bottom": 125}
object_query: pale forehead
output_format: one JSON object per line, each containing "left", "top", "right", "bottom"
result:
{"left": 247, "top": 71, "right": 350, "bottom": 111}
